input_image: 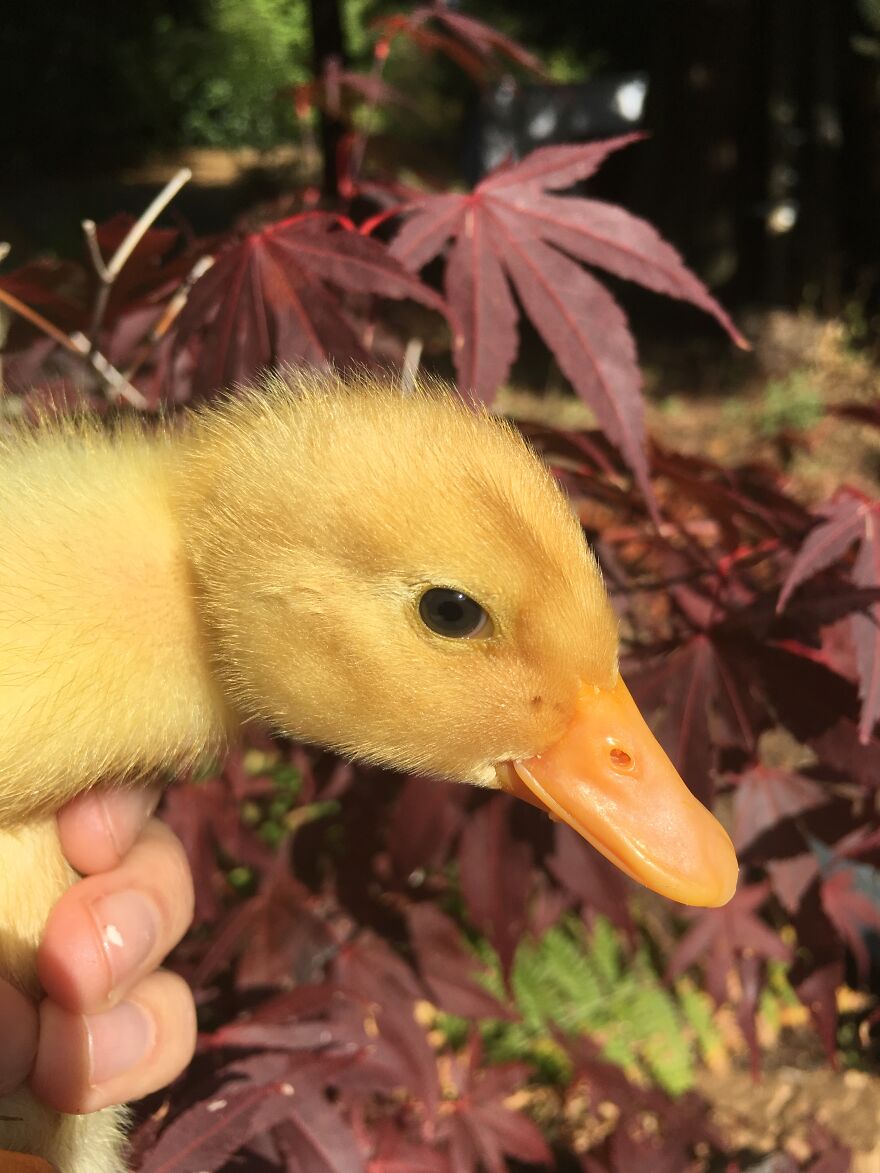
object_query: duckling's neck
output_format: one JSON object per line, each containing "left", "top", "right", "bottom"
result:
{"left": 0, "top": 428, "right": 233, "bottom": 824}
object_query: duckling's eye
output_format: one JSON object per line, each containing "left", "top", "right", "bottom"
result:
{"left": 419, "top": 588, "right": 492, "bottom": 639}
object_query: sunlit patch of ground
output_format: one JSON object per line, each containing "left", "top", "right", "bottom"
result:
{"left": 498, "top": 310, "right": 880, "bottom": 504}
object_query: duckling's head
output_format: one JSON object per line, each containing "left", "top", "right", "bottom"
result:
{"left": 182, "top": 371, "right": 737, "bottom": 907}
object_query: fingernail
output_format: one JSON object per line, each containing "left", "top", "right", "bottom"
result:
{"left": 100, "top": 785, "right": 162, "bottom": 858}
{"left": 0, "top": 985, "right": 38, "bottom": 1095}
{"left": 87, "top": 1000, "right": 155, "bottom": 1086}
{"left": 89, "top": 890, "right": 159, "bottom": 993}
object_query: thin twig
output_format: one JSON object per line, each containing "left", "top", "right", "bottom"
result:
{"left": 0, "top": 286, "right": 82, "bottom": 352}
{"left": 401, "top": 337, "right": 423, "bottom": 392}
{"left": 123, "top": 254, "right": 215, "bottom": 381}
{"left": 81, "top": 220, "right": 110, "bottom": 282}
{"left": 0, "top": 286, "right": 148, "bottom": 408}
{"left": 69, "top": 333, "right": 148, "bottom": 409}
{"left": 149, "top": 254, "right": 214, "bottom": 342}
{"left": 2, "top": 168, "right": 196, "bottom": 406}
{"left": 84, "top": 167, "right": 192, "bottom": 356}
{"left": 106, "top": 168, "right": 193, "bottom": 280}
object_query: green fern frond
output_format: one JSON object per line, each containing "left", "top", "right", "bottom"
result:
{"left": 677, "top": 979, "right": 724, "bottom": 1065}
{"left": 443, "top": 916, "right": 732, "bottom": 1095}
{"left": 628, "top": 984, "right": 694, "bottom": 1095}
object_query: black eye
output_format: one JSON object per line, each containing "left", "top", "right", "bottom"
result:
{"left": 419, "top": 588, "right": 491, "bottom": 639}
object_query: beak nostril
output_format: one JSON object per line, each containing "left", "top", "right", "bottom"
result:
{"left": 609, "top": 746, "right": 633, "bottom": 771}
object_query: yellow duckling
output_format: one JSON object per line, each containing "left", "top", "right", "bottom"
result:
{"left": 0, "top": 370, "right": 737, "bottom": 1172}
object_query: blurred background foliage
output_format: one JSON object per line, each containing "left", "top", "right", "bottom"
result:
{"left": 3, "top": 0, "right": 879, "bottom": 327}
{"left": 1, "top": 0, "right": 656, "bottom": 166}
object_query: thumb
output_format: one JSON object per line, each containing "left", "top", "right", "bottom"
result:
{"left": 0, "top": 981, "right": 39, "bottom": 1095}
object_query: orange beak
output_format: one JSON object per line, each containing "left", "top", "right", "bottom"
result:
{"left": 504, "top": 679, "right": 738, "bottom": 908}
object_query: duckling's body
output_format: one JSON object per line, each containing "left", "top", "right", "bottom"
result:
{"left": 0, "top": 426, "right": 228, "bottom": 832}
{"left": 0, "top": 372, "right": 737, "bottom": 1172}
{"left": 0, "top": 427, "right": 231, "bottom": 1172}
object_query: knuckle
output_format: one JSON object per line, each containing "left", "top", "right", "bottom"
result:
{"left": 139, "top": 823, "right": 195, "bottom": 943}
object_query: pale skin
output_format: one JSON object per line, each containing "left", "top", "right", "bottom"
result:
{"left": 0, "top": 787, "right": 197, "bottom": 1114}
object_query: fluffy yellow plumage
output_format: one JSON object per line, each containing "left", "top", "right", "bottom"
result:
{"left": 0, "top": 370, "right": 735, "bottom": 1171}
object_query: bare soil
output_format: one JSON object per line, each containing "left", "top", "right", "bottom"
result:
{"left": 498, "top": 310, "right": 880, "bottom": 505}
{"left": 698, "top": 1054, "right": 880, "bottom": 1170}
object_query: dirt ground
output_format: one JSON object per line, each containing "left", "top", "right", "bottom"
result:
{"left": 498, "top": 310, "right": 880, "bottom": 505}
{"left": 698, "top": 1057, "right": 880, "bottom": 1170}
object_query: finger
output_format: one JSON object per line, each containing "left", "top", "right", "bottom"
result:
{"left": 58, "top": 784, "right": 163, "bottom": 875}
{"left": 37, "top": 820, "right": 194, "bottom": 1013}
{"left": 29, "top": 970, "right": 196, "bottom": 1115}
{"left": 0, "top": 981, "right": 39, "bottom": 1096}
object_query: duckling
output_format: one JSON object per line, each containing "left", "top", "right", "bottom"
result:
{"left": 0, "top": 370, "right": 737, "bottom": 1172}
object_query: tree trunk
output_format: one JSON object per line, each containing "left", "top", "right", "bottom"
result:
{"left": 308, "top": 0, "right": 348, "bottom": 201}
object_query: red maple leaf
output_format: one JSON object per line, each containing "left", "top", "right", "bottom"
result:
{"left": 756, "top": 643, "right": 880, "bottom": 790}
{"left": 386, "top": 775, "right": 469, "bottom": 885}
{"left": 236, "top": 869, "right": 338, "bottom": 991}
{"left": 458, "top": 796, "right": 533, "bottom": 976}
{"left": 796, "top": 961, "right": 846, "bottom": 1064}
{"left": 732, "top": 766, "right": 830, "bottom": 854}
{"left": 437, "top": 1038, "right": 552, "bottom": 1173}
{"left": 778, "top": 493, "right": 867, "bottom": 607}
{"left": 547, "top": 823, "right": 634, "bottom": 934}
{"left": 778, "top": 490, "right": 880, "bottom": 743}
{"left": 0, "top": 256, "right": 88, "bottom": 333}
{"left": 161, "top": 775, "right": 272, "bottom": 928}
{"left": 138, "top": 1048, "right": 365, "bottom": 1173}
{"left": 332, "top": 934, "right": 442, "bottom": 1118}
{"left": 289, "top": 59, "right": 415, "bottom": 121}
{"left": 137, "top": 1077, "right": 296, "bottom": 1173}
{"left": 406, "top": 903, "right": 514, "bottom": 1020}
{"left": 821, "top": 867, "right": 880, "bottom": 983}
{"left": 766, "top": 854, "right": 821, "bottom": 915}
{"left": 383, "top": 137, "right": 745, "bottom": 504}
{"left": 173, "top": 212, "right": 447, "bottom": 398}
{"left": 377, "top": 4, "right": 544, "bottom": 82}
{"left": 0, "top": 216, "right": 191, "bottom": 345}
{"left": 667, "top": 882, "right": 791, "bottom": 1005}
{"left": 271, "top": 1076, "right": 367, "bottom": 1172}
{"left": 628, "top": 633, "right": 766, "bottom": 805}
{"left": 567, "top": 1039, "right": 718, "bottom": 1172}
{"left": 364, "top": 1119, "right": 450, "bottom": 1172}
{"left": 582, "top": 1094, "right": 718, "bottom": 1173}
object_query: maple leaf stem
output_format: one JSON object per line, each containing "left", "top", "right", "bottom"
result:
{"left": 359, "top": 206, "right": 406, "bottom": 237}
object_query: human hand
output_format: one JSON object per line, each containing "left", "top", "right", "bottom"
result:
{"left": 0, "top": 786, "right": 197, "bottom": 1113}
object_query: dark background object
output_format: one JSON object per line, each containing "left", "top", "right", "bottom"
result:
{"left": 463, "top": 72, "right": 648, "bottom": 183}
{"left": 0, "top": 0, "right": 878, "bottom": 316}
